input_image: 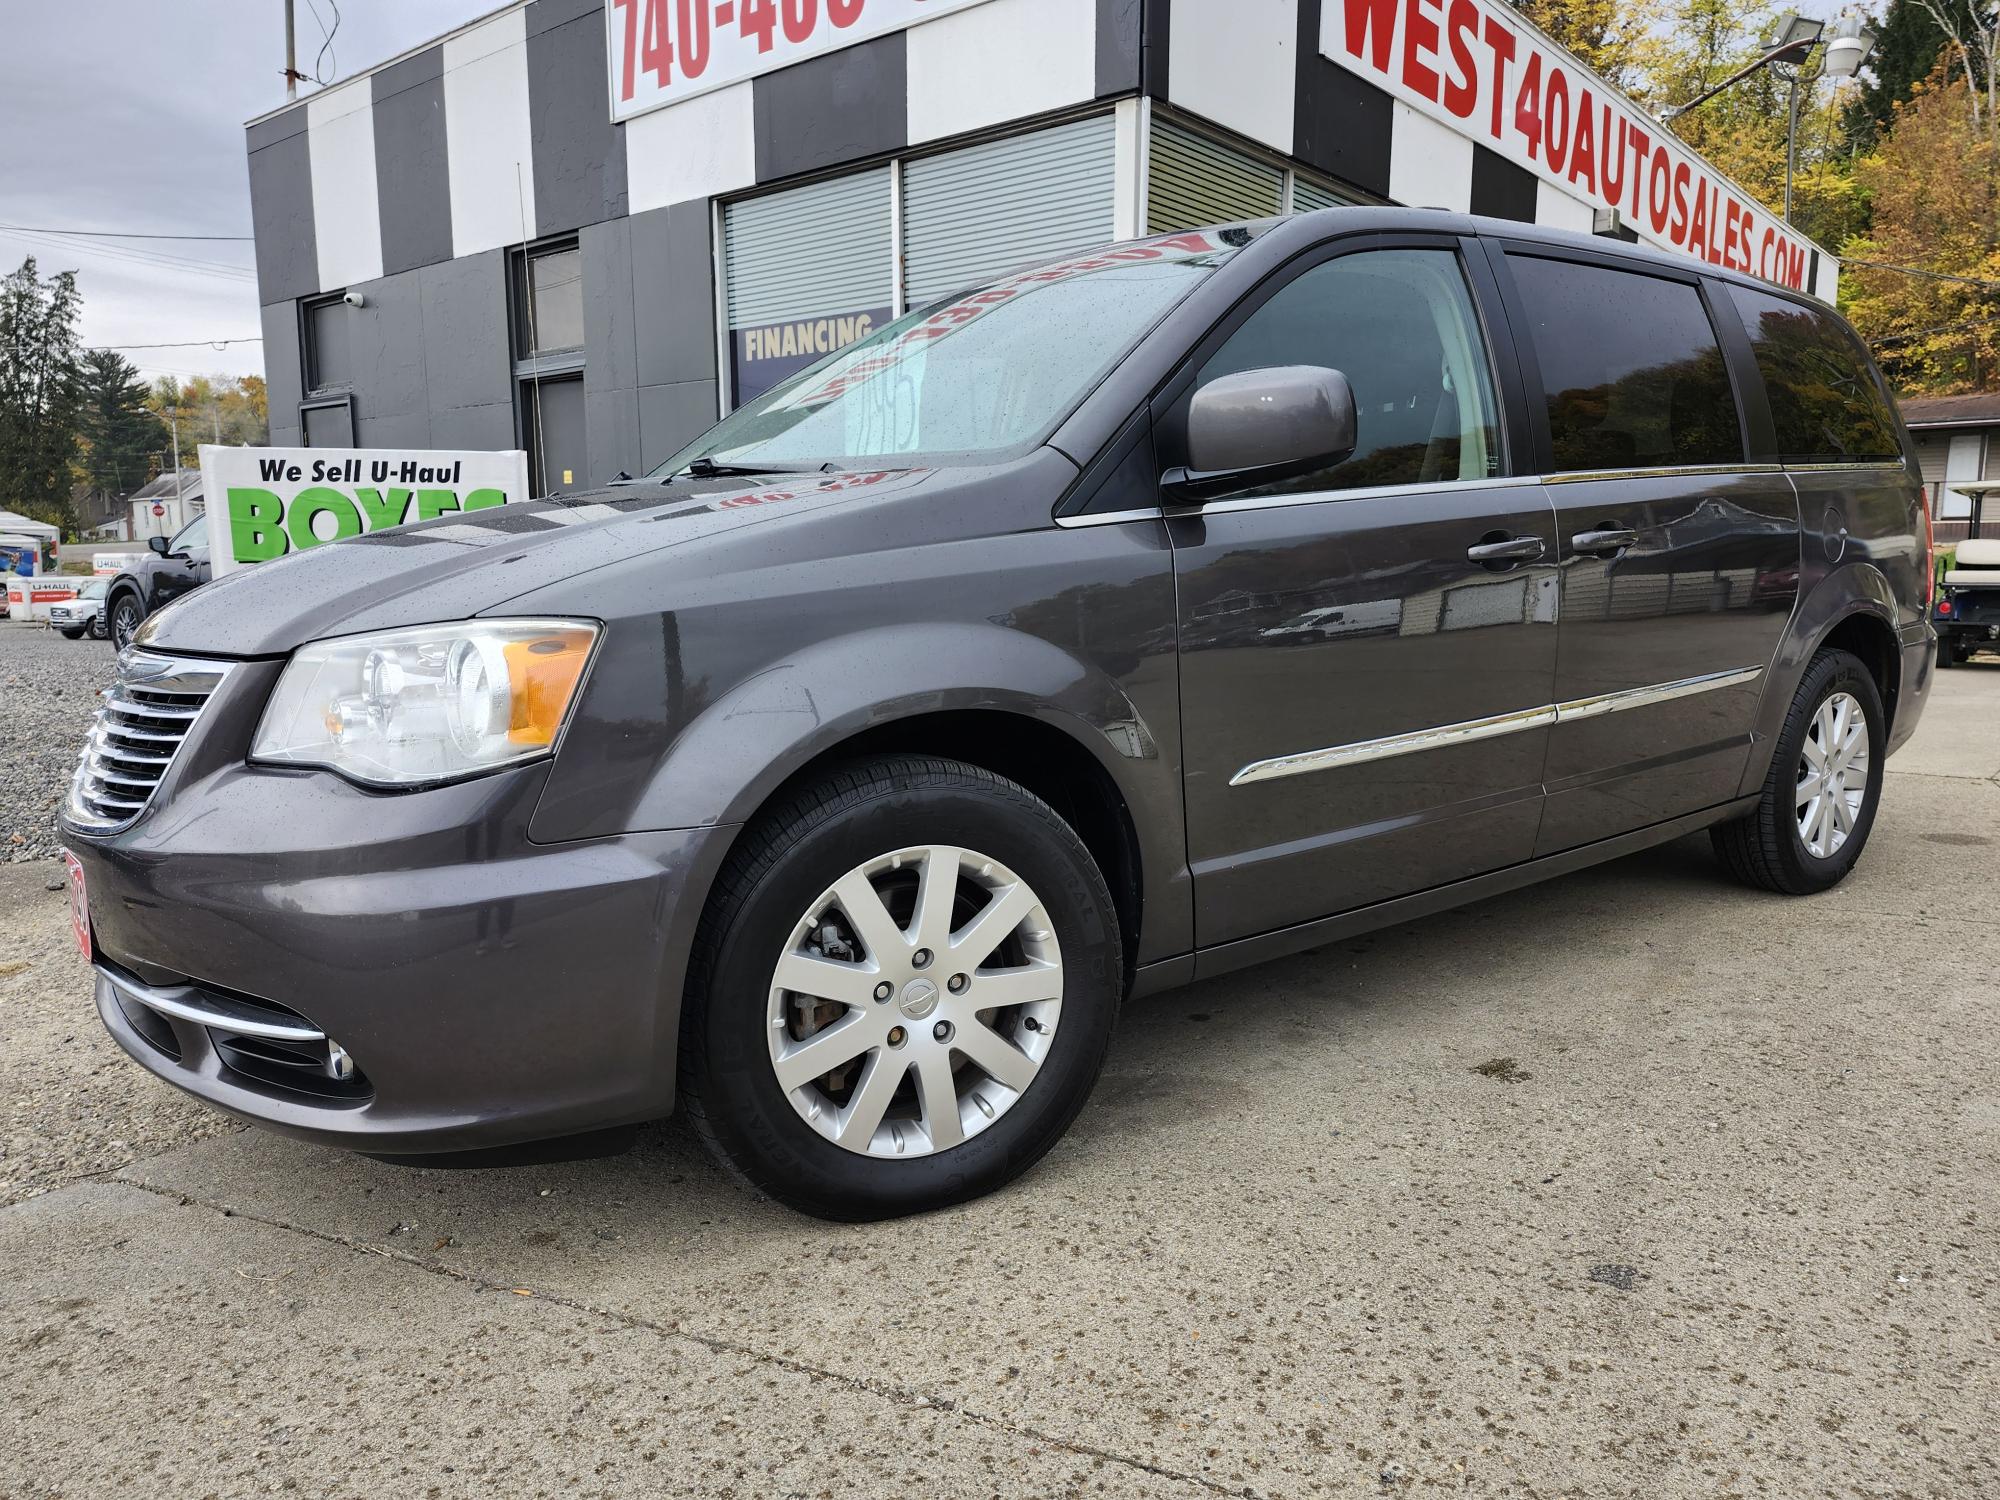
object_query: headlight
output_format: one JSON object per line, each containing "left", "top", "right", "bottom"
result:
{"left": 251, "top": 619, "right": 600, "bottom": 787}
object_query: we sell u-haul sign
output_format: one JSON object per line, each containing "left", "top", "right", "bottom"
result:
{"left": 202, "top": 446, "right": 531, "bottom": 576}
{"left": 1329, "top": 0, "right": 1825, "bottom": 291}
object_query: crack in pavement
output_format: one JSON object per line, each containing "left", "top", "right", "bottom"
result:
{"left": 106, "top": 1173, "right": 1261, "bottom": 1500}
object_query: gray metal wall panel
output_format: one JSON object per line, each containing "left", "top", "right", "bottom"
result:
{"left": 581, "top": 216, "right": 638, "bottom": 395}
{"left": 632, "top": 201, "right": 718, "bottom": 389}
{"left": 340, "top": 268, "right": 431, "bottom": 442}
{"left": 246, "top": 104, "right": 308, "bottom": 155}
{"left": 249, "top": 130, "right": 319, "bottom": 304}
{"left": 584, "top": 387, "right": 642, "bottom": 484}
{"left": 1096, "top": 0, "right": 1143, "bottom": 97}
{"left": 417, "top": 251, "right": 513, "bottom": 416}
{"left": 902, "top": 115, "right": 1117, "bottom": 305}
{"left": 528, "top": 2, "right": 628, "bottom": 235}
{"left": 430, "top": 400, "right": 518, "bottom": 451}
{"left": 638, "top": 380, "right": 719, "bottom": 469}
{"left": 260, "top": 300, "right": 304, "bottom": 437}
{"left": 752, "top": 33, "right": 907, "bottom": 184}
{"left": 525, "top": 0, "right": 602, "bottom": 32}
{"left": 373, "top": 46, "right": 453, "bottom": 276}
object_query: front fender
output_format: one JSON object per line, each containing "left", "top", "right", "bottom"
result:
{"left": 1736, "top": 560, "right": 1898, "bottom": 797}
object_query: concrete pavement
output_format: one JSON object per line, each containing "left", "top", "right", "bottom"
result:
{"left": 4, "top": 664, "right": 1996, "bottom": 1498}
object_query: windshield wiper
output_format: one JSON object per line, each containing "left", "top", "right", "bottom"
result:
{"left": 671, "top": 457, "right": 842, "bottom": 480}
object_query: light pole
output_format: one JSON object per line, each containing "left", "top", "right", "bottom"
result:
{"left": 1661, "top": 14, "right": 1876, "bottom": 225}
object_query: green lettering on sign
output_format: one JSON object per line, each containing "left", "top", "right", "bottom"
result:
{"left": 415, "top": 489, "right": 461, "bottom": 521}
{"left": 287, "top": 487, "right": 363, "bottom": 550}
{"left": 355, "top": 487, "right": 411, "bottom": 530}
{"left": 227, "top": 488, "right": 289, "bottom": 563}
{"left": 462, "top": 488, "right": 508, "bottom": 512}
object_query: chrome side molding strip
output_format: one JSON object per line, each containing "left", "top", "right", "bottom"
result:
{"left": 1231, "top": 666, "right": 1764, "bottom": 787}
{"left": 1230, "top": 704, "right": 1558, "bottom": 785}
{"left": 1552, "top": 665, "right": 1764, "bottom": 722}
{"left": 97, "top": 965, "right": 326, "bottom": 1043}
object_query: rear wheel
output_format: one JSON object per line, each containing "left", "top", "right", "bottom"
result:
{"left": 58, "top": 626, "right": 86, "bottom": 640}
{"left": 680, "top": 755, "right": 1121, "bottom": 1221}
{"left": 1938, "top": 635, "right": 1961, "bottom": 667}
{"left": 109, "top": 593, "right": 143, "bottom": 649}
{"left": 1711, "top": 648, "right": 1885, "bottom": 895}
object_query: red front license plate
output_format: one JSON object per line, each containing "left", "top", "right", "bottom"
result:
{"left": 62, "top": 849, "right": 90, "bottom": 963}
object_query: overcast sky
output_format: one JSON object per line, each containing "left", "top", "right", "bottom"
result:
{"left": 0, "top": 2, "right": 489, "bottom": 384}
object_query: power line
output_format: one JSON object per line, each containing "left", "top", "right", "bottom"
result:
{"left": 0, "top": 222, "right": 253, "bottom": 243}
{"left": 95, "top": 338, "right": 264, "bottom": 351}
{"left": 1844, "top": 259, "right": 2000, "bottom": 291}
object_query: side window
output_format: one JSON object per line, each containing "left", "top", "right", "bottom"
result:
{"left": 1507, "top": 255, "right": 1744, "bottom": 473}
{"left": 170, "top": 515, "right": 207, "bottom": 557}
{"left": 1198, "top": 248, "right": 1501, "bottom": 491}
{"left": 304, "top": 294, "right": 354, "bottom": 396}
{"left": 1731, "top": 289, "right": 1902, "bottom": 463}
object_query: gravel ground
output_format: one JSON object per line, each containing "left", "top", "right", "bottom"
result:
{"left": 0, "top": 620, "right": 116, "bottom": 861}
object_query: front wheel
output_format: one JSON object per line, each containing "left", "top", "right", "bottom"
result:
{"left": 108, "top": 593, "right": 144, "bottom": 649}
{"left": 680, "top": 755, "right": 1122, "bottom": 1221}
{"left": 1711, "top": 648, "right": 1886, "bottom": 895}
{"left": 58, "top": 626, "right": 86, "bottom": 640}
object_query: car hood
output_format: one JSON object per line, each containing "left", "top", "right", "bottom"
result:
{"left": 140, "top": 458, "right": 1065, "bottom": 657}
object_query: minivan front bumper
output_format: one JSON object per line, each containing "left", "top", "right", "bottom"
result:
{"left": 67, "top": 750, "right": 734, "bottom": 1157}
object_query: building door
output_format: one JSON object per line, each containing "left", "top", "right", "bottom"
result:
{"left": 524, "top": 375, "right": 586, "bottom": 496}
{"left": 1168, "top": 240, "right": 1559, "bottom": 947}
{"left": 1488, "top": 247, "right": 1801, "bottom": 855}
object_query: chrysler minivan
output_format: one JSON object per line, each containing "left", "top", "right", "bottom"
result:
{"left": 61, "top": 210, "right": 1935, "bottom": 1219}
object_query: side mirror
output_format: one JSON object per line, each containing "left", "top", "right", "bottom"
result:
{"left": 1164, "top": 365, "right": 1358, "bottom": 503}
{"left": 147, "top": 535, "right": 170, "bottom": 556}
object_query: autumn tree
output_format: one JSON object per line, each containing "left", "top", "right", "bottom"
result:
{"left": 0, "top": 257, "right": 85, "bottom": 532}
{"left": 1842, "top": 71, "right": 2000, "bottom": 391}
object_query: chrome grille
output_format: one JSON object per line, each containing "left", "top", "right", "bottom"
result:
{"left": 65, "top": 651, "right": 232, "bottom": 832}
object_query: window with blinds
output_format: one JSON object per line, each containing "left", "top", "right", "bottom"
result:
{"left": 1292, "top": 173, "right": 1361, "bottom": 213}
{"left": 901, "top": 115, "right": 1118, "bottom": 307}
{"left": 723, "top": 168, "right": 894, "bottom": 406}
{"left": 1147, "top": 117, "right": 1284, "bottom": 234}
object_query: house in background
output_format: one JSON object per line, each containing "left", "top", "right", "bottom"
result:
{"left": 123, "top": 470, "right": 204, "bottom": 542}
{"left": 1900, "top": 392, "right": 2000, "bottom": 543}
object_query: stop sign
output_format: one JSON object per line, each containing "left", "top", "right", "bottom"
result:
{"left": 152, "top": 503, "right": 164, "bottom": 516}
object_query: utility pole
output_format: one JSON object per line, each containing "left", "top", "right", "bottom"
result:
{"left": 285, "top": 0, "right": 300, "bottom": 100}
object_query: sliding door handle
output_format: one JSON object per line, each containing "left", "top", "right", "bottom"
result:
{"left": 1466, "top": 535, "right": 1547, "bottom": 564}
{"left": 1572, "top": 527, "right": 1639, "bottom": 556}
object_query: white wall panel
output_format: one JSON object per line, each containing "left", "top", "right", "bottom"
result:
{"left": 307, "top": 80, "right": 382, "bottom": 289}
{"left": 905, "top": 0, "right": 1097, "bottom": 143}
{"left": 444, "top": 9, "right": 536, "bottom": 257}
{"left": 1386, "top": 103, "right": 1471, "bottom": 213}
{"left": 1167, "top": 0, "right": 1297, "bottom": 153}
{"left": 1534, "top": 180, "right": 1597, "bottom": 235}
{"left": 625, "top": 82, "right": 758, "bottom": 214}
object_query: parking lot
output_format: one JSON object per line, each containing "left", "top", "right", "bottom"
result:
{"left": 2, "top": 618, "right": 1994, "bottom": 1498}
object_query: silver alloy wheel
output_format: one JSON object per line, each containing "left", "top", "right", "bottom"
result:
{"left": 767, "top": 844, "right": 1063, "bottom": 1159}
{"left": 1796, "top": 690, "right": 1869, "bottom": 859}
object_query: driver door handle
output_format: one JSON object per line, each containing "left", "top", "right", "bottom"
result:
{"left": 1466, "top": 535, "right": 1546, "bottom": 563}
{"left": 1572, "top": 527, "right": 1639, "bottom": 556}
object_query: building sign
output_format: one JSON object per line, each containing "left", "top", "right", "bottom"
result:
{"left": 201, "top": 445, "right": 532, "bottom": 576}
{"left": 607, "top": 0, "right": 998, "bottom": 120}
{"left": 1327, "top": 0, "right": 1821, "bottom": 290}
{"left": 732, "top": 305, "right": 890, "bottom": 406}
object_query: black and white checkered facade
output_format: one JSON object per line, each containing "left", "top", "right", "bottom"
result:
{"left": 249, "top": 0, "right": 1838, "bottom": 485}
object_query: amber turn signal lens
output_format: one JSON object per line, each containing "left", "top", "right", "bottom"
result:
{"left": 502, "top": 627, "right": 596, "bottom": 746}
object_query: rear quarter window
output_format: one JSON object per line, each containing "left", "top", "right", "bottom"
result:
{"left": 1730, "top": 288, "right": 1903, "bottom": 464}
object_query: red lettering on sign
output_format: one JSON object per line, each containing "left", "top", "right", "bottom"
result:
{"left": 642, "top": 0, "right": 674, "bottom": 86}
{"left": 1344, "top": 0, "right": 1400, "bottom": 72}
{"left": 1669, "top": 161, "right": 1691, "bottom": 245}
{"left": 1688, "top": 176, "right": 1711, "bottom": 260}
{"left": 1443, "top": 0, "right": 1478, "bottom": 117}
{"left": 827, "top": 0, "right": 863, "bottom": 23}
{"left": 1543, "top": 65, "right": 1570, "bottom": 172}
{"left": 1567, "top": 85, "right": 1597, "bottom": 194}
{"left": 612, "top": 0, "right": 640, "bottom": 99}
{"left": 782, "top": 0, "right": 815, "bottom": 44}
{"left": 1403, "top": 0, "right": 1442, "bottom": 101}
{"left": 1514, "top": 53, "right": 1543, "bottom": 160}
{"left": 677, "top": 0, "right": 710, "bottom": 75}
{"left": 739, "top": 0, "right": 776, "bottom": 49}
{"left": 1483, "top": 17, "right": 1516, "bottom": 142}
{"left": 1648, "top": 146, "right": 1671, "bottom": 234}
{"left": 1601, "top": 109, "right": 1626, "bottom": 207}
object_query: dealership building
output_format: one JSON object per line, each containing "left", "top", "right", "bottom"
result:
{"left": 247, "top": 0, "right": 1838, "bottom": 494}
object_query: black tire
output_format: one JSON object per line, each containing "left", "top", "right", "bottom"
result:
{"left": 679, "top": 754, "right": 1122, "bottom": 1221}
{"left": 87, "top": 614, "right": 106, "bottom": 640}
{"left": 108, "top": 592, "right": 143, "bottom": 649}
{"left": 1937, "top": 635, "right": 1960, "bottom": 667}
{"left": 57, "top": 627, "right": 86, "bottom": 640}
{"left": 1710, "top": 648, "right": 1886, "bottom": 895}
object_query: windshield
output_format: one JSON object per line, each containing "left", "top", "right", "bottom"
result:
{"left": 656, "top": 228, "right": 1257, "bottom": 475}
{"left": 81, "top": 578, "right": 109, "bottom": 598}
{"left": 169, "top": 514, "right": 206, "bottom": 552}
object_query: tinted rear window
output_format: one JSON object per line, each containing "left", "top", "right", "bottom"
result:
{"left": 1731, "top": 289, "right": 1902, "bottom": 463}
{"left": 1508, "top": 255, "right": 1744, "bottom": 473}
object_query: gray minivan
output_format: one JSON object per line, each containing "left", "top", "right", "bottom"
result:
{"left": 61, "top": 210, "right": 1935, "bottom": 1219}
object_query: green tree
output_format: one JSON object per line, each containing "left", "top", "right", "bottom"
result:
{"left": 1844, "top": 0, "right": 1977, "bottom": 149}
{"left": 0, "top": 256, "right": 84, "bottom": 532}
{"left": 76, "top": 348, "right": 165, "bottom": 501}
